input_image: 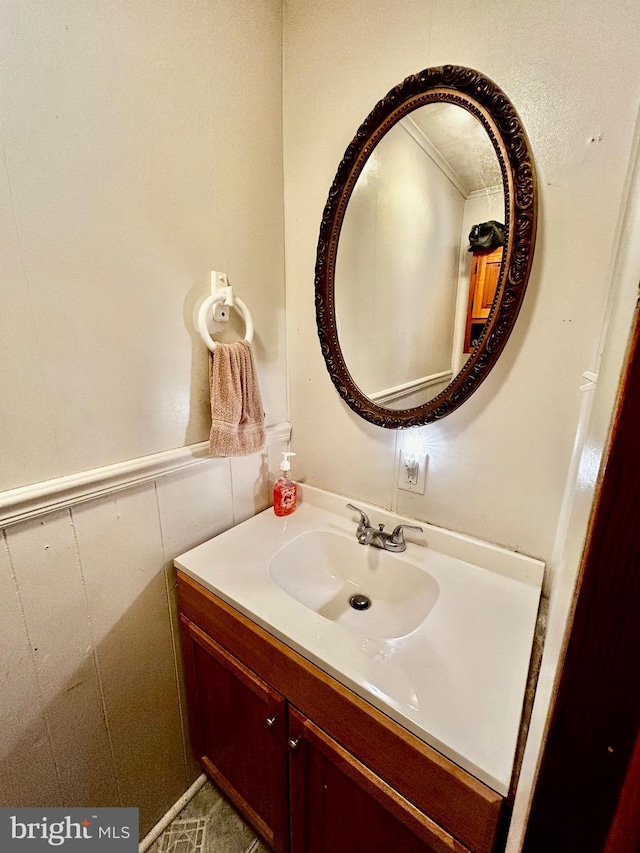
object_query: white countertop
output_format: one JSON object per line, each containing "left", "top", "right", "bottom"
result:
{"left": 175, "top": 484, "right": 544, "bottom": 796}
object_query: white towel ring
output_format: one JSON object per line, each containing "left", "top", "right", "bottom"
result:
{"left": 197, "top": 293, "right": 254, "bottom": 353}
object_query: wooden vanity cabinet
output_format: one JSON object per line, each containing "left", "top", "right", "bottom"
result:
{"left": 178, "top": 572, "right": 504, "bottom": 853}
{"left": 288, "top": 708, "right": 472, "bottom": 853}
{"left": 180, "top": 617, "right": 289, "bottom": 853}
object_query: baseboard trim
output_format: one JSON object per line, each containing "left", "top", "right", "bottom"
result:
{"left": 0, "top": 422, "right": 291, "bottom": 528}
{"left": 139, "top": 773, "right": 207, "bottom": 852}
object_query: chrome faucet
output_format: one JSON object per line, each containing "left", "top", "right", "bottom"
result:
{"left": 346, "top": 503, "right": 423, "bottom": 553}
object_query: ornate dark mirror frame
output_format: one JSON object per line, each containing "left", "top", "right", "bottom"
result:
{"left": 314, "top": 65, "right": 538, "bottom": 428}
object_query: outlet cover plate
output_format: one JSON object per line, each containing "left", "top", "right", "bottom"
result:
{"left": 397, "top": 452, "right": 427, "bottom": 494}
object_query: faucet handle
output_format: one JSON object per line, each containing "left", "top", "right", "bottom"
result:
{"left": 346, "top": 503, "right": 371, "bottom": 530}
{"left": 390, "top": 523, "right": 423, "bottom": 544}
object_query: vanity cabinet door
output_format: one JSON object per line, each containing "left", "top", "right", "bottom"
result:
{"left": 288, "top": 708, "right": 471, "bottom": 853}
{"left": 180, "top": 616, "right": 288, "bottom": 853}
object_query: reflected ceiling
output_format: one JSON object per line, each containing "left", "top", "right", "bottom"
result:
{"left": 405, "top": 102, "right": 502, "bottom": 195}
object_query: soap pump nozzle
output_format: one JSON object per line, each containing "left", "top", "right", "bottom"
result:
{"left": 280, "top": 451, "right": 296, "bottom": 473}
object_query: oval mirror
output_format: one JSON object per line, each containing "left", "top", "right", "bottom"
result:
{"left": 315, "top": 66, "right": 537, "bottom": 428}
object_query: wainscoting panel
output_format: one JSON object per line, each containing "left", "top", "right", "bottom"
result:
{"left": 5, "top": 509, "right": 119, "bottom": 807}
{"left": 0, "top": 424, "right": 290, "bottom": 837}
{"left": 0, "top": 533, "right": 62, "bottom": 806}
{"left": 72, "top": 482, "right": 186, "bottom": 835}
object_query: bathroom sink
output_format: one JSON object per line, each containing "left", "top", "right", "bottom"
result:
{"left": 268, "top": 529, "right": 440, "bottom": 639}
{"left": 175, "top": 484, "right": 545, "bottom": 794}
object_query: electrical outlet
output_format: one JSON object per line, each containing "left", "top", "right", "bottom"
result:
{"left": 397, "top": 451, "right": 427, "bottom": 494}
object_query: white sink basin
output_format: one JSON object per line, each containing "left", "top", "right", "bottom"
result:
{"left": 269, "top": 530, "right": 439, "bottom": 639}
{"left": 175, "top": 484, "right": 544, "bottom": 795}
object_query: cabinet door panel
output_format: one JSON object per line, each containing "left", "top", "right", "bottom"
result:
{"left": 181, "top": 616, "right": 288, "bottom": 853}
{"left": 289, "top": 708, "right": 470, "bottom": 853}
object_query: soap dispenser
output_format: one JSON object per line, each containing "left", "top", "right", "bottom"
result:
{"left": 273, "top": 452, "right": 297, "bottom": 517}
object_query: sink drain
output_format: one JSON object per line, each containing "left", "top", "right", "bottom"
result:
{"left": 349, "top": 593, "right": 371, "bottom": 611}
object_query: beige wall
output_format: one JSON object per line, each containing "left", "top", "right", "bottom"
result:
{"left": 0, "top": 0, "right": 286, "bottom": 837}
{"left": 0, "top": 0, "right": 286, "bottom": 492}
{"left": 283, "top": 1, "right": 640, "bottom": 848}
{"left": 283, "top": 0, "right": 640, "bottom": 568}
{"left": 506, "top": 117, "right": 640, "bottom": 850}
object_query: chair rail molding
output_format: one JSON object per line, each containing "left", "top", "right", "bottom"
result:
{"left": 0, "top": 422, "right": 291, "bottom": 528}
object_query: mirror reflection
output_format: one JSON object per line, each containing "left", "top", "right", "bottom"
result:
{"left": 335, "top": 102, "right": 505, "bottom": 410}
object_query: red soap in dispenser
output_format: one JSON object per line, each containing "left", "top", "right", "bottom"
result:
{"left": 274, "top": 452, "right": 297, "bottom": 516}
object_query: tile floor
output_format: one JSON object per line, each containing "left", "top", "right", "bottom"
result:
{"left": 147, "top": 781, "right": 270, "bottom": 853}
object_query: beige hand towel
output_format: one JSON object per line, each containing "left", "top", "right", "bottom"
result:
{"left": 208, "top": 340, "right": 266, "bottom": 456}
